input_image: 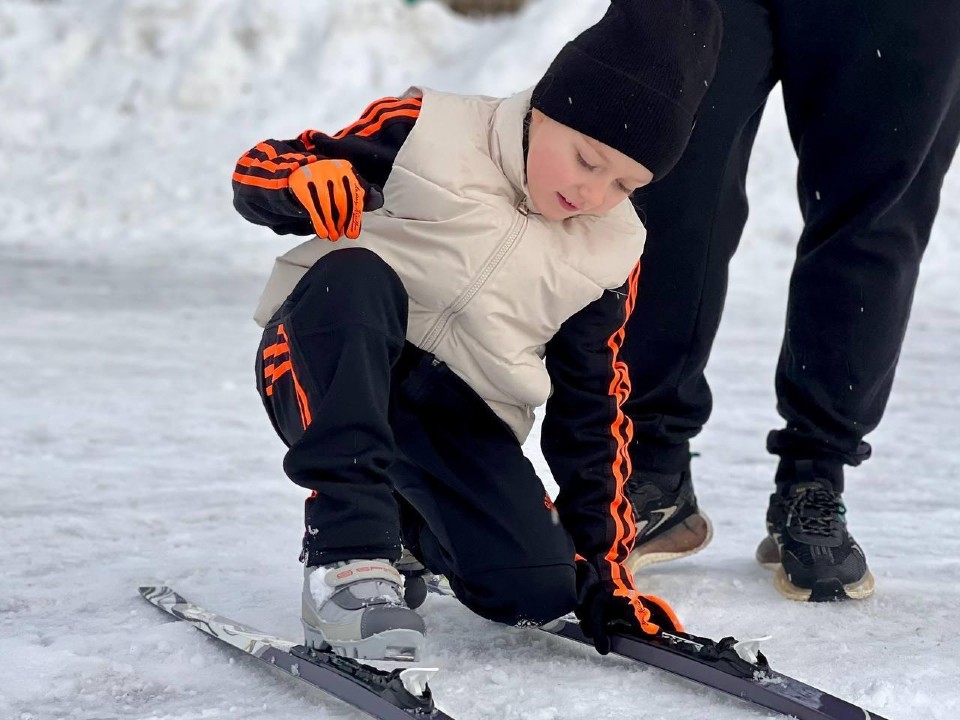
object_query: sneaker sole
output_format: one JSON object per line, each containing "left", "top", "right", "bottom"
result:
{"left": 625, "top": 511, "right": 714, "bottom": 574}
{"left": 303, "top": 622, "right": 424, "bottom": 663}
{"left": 755, "top": 536, "right": 876, "bottom": 602}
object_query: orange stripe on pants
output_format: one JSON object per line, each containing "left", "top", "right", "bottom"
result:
{"left": 262, "top": 324, "right": 313, "bottom": 430}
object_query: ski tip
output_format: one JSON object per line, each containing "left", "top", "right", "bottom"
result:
{"left": 139, "top": 585, "right": 170, "bottom": 597}
{"left": 138, "top": 586, "right": 186, "bottom": 606}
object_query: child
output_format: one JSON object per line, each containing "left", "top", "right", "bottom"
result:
{"left": 233, "top": 0, "right": 722, "bottom": 662}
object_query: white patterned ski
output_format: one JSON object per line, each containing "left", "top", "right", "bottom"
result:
{"left": 139, "top": 586, "right": 453, "bottom": 720}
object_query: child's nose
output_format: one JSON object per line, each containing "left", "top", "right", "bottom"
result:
{"left": 580, "top": 181, "right": 604, "bottom": 208}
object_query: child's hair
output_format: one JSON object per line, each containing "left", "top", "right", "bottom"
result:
{"left": 531, "top": 0, "right": 723, "bottom": 180}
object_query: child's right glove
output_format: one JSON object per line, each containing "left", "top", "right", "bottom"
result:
{"left": 575, "top": 560, "right": 684, "bottom": 655}
{"left": 288, "top": 159, "right": 385, "bottom": 241}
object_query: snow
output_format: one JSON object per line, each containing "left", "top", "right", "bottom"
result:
{"left": 1, "top": 0, "right": 958, "bottom": 718}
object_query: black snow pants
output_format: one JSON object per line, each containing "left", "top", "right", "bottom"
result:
{"left": 621, "top": 0, "right": 960, "bottom": 479}
{"left": 256, "top": 248, "right": 577, "bottom": 626}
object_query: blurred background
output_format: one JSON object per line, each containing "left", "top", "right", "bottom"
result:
{"left": 410, "top": 0, "right": 528, "bottom": 14}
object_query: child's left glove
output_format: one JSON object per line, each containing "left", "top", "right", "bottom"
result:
{"left": 289, "top": 159, "right": 385, "bottom": 241}
{"left": 575, "top": 560, "right": 684, "bottom": 655}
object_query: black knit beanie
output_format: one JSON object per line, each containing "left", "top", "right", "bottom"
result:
{"left": 531, "top": 0, "right": 723, "bottom": 179}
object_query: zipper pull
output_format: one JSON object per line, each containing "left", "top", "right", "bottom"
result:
{"left": 517, "top": 198, "right": 530, "bottom": 216}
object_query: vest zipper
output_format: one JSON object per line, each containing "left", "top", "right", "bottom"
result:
{"left": 420, "top": 198, "right": 530, "bottom": 354}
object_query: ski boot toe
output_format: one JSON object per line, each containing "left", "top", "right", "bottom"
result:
{"left": 303, "top": 560, "right": 426, "bottom": 661}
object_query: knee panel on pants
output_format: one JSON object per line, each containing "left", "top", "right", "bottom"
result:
{"left": 457, "top": 563, "right": 577, "bottom": 627}
{"left": 283, "top": 247, "right": 408, "bottom": 337}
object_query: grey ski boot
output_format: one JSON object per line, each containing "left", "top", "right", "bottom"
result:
{"left": 302, "top": 559, "right": 426, "bottom": 662}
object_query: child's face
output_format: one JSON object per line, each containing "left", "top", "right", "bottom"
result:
{"left": 526, "top": 109, "right": 653, "bottom": 221}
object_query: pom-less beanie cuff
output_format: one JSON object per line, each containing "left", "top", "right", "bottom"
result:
{"left": 531, "top": 0, "right": 723, "bottom": 180}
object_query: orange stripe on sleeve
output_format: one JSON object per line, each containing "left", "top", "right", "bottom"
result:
{"left": 355, "top": 107, "right": 422, "bottom": 138}
{"left": 332, "top": 97, "right": 401, "bottom": 138}
{"left": 335, "top": 98, "right": 395, "bottom": 137}
{"left": 333, "top": 97, "right": 421, "bottom": 138}
{"left": 237, "top": 154, "right": 311, "bottom": 173}
{"left": 255, "top": 141, "right": 278, "bottom": 160}
{"left": 298, "top": 129, "right": 317, "bottom": 150}
{"left": 600, "top": 263, "right": 655, "bottom": 628}
{"left": 232, "top": 172, "right": 287, "bottom": 190}
{"left": 275, "top": 151, "right": 320, "bottom": 162}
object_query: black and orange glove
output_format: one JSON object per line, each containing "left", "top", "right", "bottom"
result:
{"left": 575, "top": 561, "right": 683, "bottom": 655}
{"left": 288, "top": 159, "right": 384, "bottom": 241}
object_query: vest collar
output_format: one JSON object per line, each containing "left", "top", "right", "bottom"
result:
{"left": 490, "top": 87, "right": 536, "bottom": 211}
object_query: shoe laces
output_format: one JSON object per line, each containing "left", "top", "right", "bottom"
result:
{"left": 785, "top": 487, "right": 846, "bottom": 538}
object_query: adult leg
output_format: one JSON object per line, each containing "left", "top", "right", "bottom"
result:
{"left": 389, "top": 355, "right": 579, "bottom": 626}
{"left": 770, "top": 0, "right": 960, "bottom": 471}
{"left": 621, "top": 0, "right": 778, "bottom": 568}
{"left": 758, "top": 0, "right": 960, "bottom": 600}
{"left": 623, "top": 0, "right": 778, "bottom": 472}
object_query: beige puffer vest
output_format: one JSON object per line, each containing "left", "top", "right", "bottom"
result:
{"left": 254, "top": 87, "right": 646, "bottom": 441}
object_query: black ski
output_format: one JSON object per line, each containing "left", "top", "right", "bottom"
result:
{"left": 139, "top": 586, "right": 455, "bottom": 720}
{"left": 542, "top": 618, "right": 891, "bottom": 720}
{"left": 416, "top": 576, "right": 891, "bottom": 720}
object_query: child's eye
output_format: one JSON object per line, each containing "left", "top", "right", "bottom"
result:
{"left": 576, "top": 154, "right": 595, "bottom": 170}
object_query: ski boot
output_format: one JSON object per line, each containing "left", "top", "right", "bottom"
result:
{"left": 302, "top": 558, "right": 426, "bottom": 661}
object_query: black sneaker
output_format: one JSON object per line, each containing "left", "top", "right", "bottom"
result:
{"left": 756, "top": 460, "right": 874, "bottom": 602}
{"left": 625, "top": 469, "right": 713, "bottom": 573}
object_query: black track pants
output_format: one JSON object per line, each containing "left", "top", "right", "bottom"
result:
{"left": 622, "top": 0, "right": 960, "bottom": 473}
{"left": 256, "top": 248, "right": 577, "bottom": 626}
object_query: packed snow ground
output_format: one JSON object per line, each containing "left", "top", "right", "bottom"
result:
{"left": 1, "top": 1, "right": 959, "bottom": 718}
